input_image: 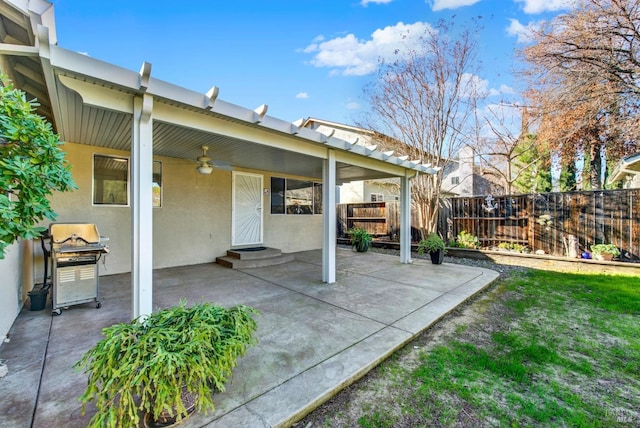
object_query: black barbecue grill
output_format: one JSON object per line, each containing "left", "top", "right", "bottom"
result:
{"left": 49, "top": 223, "right": 109, "bottom": 315}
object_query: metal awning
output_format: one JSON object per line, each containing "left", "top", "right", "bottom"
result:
{"left": 0, "top": 1, "right": 436, "bottom": 184}
{"left": 0, "top": 0, "right": 422, "bottom": 317}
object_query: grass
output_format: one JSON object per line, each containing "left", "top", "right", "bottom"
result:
{"left": 305, "top": 269, "right": 640, "bottom": 427}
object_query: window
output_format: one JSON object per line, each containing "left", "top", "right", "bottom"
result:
{"left": 93, "top": 155, "right": 162, "bottom": 207}
{"left": 451, "top": 176, "right": 460, "bottom": 185}
{"left": 313, "top": 182, "right": 322, "bottom": 214}
{"left": 152, "top": 161, "right": 162, "bottom": 208}
{"left": 271, "top": 177, "right": 285, "bottom": 214}
{"left": 271, "top": 177, "right": 322, "bottom": 214}
{"left": 370, "top": 193, "right": 384, "bottom": 202}
{"left": 93, "top": 154, "right": 129, "bottom": 205}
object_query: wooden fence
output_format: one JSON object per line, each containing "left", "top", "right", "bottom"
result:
{"left": 337, "top": 201, "right": 422, "bottom": 242}
{"left": 440, "top": 189, "right": 640, "bottom": 259}
{"left": 337, "top": 189, "right": 640, "bottom": 259}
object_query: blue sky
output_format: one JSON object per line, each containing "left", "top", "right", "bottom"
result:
{"left": 51, "top": 0, "right": 574, "bottom": 124}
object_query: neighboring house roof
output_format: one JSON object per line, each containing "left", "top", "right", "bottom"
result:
{"left": 609, "top": 153, "right": 640, "bottom": 186}
{"left": 301, "top": 117, "right": 437, "bottom": 172}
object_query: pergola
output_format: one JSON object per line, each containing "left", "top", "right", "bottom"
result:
{"left": 0, "top": 0, "right": 437, "bottom": 318}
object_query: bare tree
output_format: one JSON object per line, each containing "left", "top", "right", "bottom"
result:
{"left": 521, "top": 0, "right": 640, "bottom": 189}
{"left": 360, "top": 20, "right": 484, "bottom": 237}
{"left": 475, "top": 104, "right": 551, "bottom": 195}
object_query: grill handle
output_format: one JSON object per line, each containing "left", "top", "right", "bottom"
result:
{"left": 54, "top": 234, "right": 92, "bottom": 245}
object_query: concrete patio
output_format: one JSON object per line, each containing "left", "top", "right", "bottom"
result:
{"left": 0, "top": 248, "right": 498, "bottom": 428}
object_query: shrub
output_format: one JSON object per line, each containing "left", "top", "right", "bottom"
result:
{"left": 497, "top": 242, "right": 529, "bottom": 253}
{"left": 590, "top": 244, "right": 620, "bottom": 257}
{"left": 0, "top": 75, "right": 76, "bottom": 258}
{"left": 75, "top": 300, "right": 259, "bottom": 427}
{"left": 454, "top": 230, "right": 480, "bottom": 249}
{"left": 418, "top": 233, "right": 446, "bottom": 255}
{"left": 349, "top": 227, "right": 373, "bottom": 252}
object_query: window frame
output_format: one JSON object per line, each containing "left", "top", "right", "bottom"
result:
{"left": 92, "top": 154, "right": 130, "bottom": 207}
{"left": 370, "top": 193, "right": 384, "bottom": 202}
{"left": 270, "top": 176, "right": 323, "bottom": 215}
{"left": 92, "top": 155, "right": 163, "bottom": 208}
{"left": 152, "top": 160, "right": 162, "bottom": 208}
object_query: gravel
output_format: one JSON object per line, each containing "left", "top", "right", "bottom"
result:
{"left": 361, "top": 245, "right": 530, "bottom": 279}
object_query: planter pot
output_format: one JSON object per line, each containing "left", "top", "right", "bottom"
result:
{"left": 144, "top": 386, "right": 198, "bottom": 428}
{"left": 430, "top": 250, "right": 444, "bottom": 264}
{"left": 594, "top": 253, "right": 613, "bottom": 261}
{"left": 354, "top": 240, "right": 370, "bottom": 253}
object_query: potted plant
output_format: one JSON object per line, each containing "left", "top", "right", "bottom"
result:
{"left": 590, "top": 243, "right": 620, "bottom": 261}
{"left": 417, "top": 233, "right": 446, "bottom": 264}
{"left": 349, "top": 227, "right": 373, "bottom": 253}
{"left": 75, "top": 300, "right": 259, "bottom": 428}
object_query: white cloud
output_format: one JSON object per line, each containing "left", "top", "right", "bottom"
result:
{"left": 296, "top": 92, "right": 309, "bottom": 99}
{"left": 431, "top": 0, "right": 481, "bottom": 12}
{"left": 302, "top": 21, "right": 435, "bottom": 76}
{"left": 346, "top": 101, "right": 361, "bottom": 110}
{"left": 506, "top": 18, "right": 539, "bottom": 43}
{"left": 461, "top": 74, "right": 516, "bottom": 98}
{"left": 487, "top": 84, "right": 516, "bottom": 97}
{"left": 499, "top": 84, "right": 515, "bottom": 94}
{"left": 481, "top": 102, "right": 524, "bottom": 137}
{"left": 461, "top": 73, "right": 492, "bottom": 98}
{"left": 515, "top": 0, "right": 575, "bottom": 14}
{"left": 361, "top": 0, "right": 393, "bottom": 6}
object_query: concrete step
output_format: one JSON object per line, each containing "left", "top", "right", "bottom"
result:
{"left": 216, "top": 253, "right": 294, "bottom": 269}
{"left": 225, "top": 247, "right": 282, "bottom": 260}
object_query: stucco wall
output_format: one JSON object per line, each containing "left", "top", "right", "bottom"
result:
{"left": 34, "top": 143, "right": 322, "bottom": 276}
{"left": 337, "top": 182, "right": 364, "bottom": 204}
{"left": 363, "top": 179, "right": 400, "bottom": 202}
{"left": 0, "top": 240, "right": 28, "bottom": 347}
{"left": 262, "top": 171, "right": 323, "bottom": 252}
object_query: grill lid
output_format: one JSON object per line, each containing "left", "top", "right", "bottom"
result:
{"left": 50, "top": 223, "right": 101, "bottom": 245}
{"left": 49, "top": 223, "right": 109, "bottom": 257}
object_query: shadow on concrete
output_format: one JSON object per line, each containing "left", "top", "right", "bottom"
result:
{"left": 0, "top": 248, "right": 498, "bottom": 428}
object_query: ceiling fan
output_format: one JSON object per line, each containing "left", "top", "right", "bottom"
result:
{"left": 196, "top": 145, "right": 233, "bottom": 174}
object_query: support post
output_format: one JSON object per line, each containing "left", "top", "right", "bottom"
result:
{"left": 322, "top": 149, "right": 337, "bottom": 283}
{"left": 131, "top": 93, "right": 154, "bottom": 319}
{"left": 400, "top": 171, "right": 412, "bottom": 264}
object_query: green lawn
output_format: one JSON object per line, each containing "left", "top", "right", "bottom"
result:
{"left": 307, "top": 269, "right": 640, "bottom": 427}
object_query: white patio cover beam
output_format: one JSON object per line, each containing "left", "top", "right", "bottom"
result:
{"left": 400, "top": 171, "right": 412, "bottom": 264}
{"left": 322, "top": 149, "right": 337, "bottom": 283}
{"left": 131, "top": 92, "right": 154, "bottom": 319}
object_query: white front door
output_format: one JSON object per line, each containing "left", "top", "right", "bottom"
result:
{"left": 232, "top": 172, "right": 263, "bottom": 246}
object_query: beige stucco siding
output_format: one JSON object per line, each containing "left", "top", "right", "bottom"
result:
{"left": 0, "top": 240, "right": 30, "bottom": 346}
{"left": 36, "top": 143, "right": 322, "bottom": 276}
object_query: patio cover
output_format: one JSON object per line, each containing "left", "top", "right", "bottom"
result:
{"left": 0, "top": 0, "right": 437, "bottom": 317}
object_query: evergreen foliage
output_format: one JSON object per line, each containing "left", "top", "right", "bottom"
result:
{"left": 75, "top": 301, "right": 259, "bottom": 428}
{"left": 0, "top": 75, "right": 75, "bottom": 258}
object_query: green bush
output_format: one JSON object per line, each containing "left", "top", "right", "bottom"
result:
{"left": 350, "top": 227, "right": 373, "bottom": 252}
{"left": 497, "top": 242, "right": 529, "bottom": 253}
{"left": 75, "top": 301, "right": 259, "bottom": 427}
{"left": 452, "top": 230, "right": 480, "bottom": 249}
{"left": 590, "top": 244, "right": 620, "bottom": 257}
{"left": 418, "top": 233, "right": 446, "bottom": 254}
{"left": 0, "top": 74, "right": 75, "bottom": 258}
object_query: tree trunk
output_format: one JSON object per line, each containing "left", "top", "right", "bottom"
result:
{"left": 589, "top": 141, "right": 602, "bottom": 190}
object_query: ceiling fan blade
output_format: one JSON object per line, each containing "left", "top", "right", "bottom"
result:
{"left": 211, "top": 160, "right": 233, "bottom": 171}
